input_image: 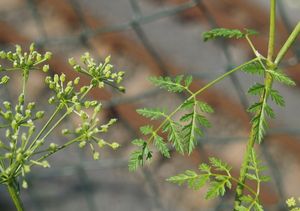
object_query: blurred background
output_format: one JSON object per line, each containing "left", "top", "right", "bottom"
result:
{"left": 0, "top": 0, "right": 300, "bottom": 210}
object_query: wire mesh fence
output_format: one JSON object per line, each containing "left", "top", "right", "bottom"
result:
{"left": 0, "top": 0, "right": 300, "bottom": 210}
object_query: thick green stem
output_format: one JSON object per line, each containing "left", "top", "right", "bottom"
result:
{"left": 275, "top": 21, "right": 300, "bottom": 65}
{"left": 7, "top": 181, "right": 24, "bottom": 211}
{"left": 267, "top": 0, "right": 276, "bottom": 61}
{"left": 233, "top": 0, "right": 276, "bottom": 209}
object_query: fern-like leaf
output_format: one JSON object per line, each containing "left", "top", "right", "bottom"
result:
{"left": 248, "top": 83, "right": 265, "bottom": 96}
{"left": 153, "top": 133, "right": 170, "bottom": 158}
{"left": 267, "top": 69, "right": 296, "bottom": 86}
{"left": 167, "top": 157, "right": 232, "bottom": 200}
{"left": 128, "top": 139, "right": 152, "bottom": 171}
{"left": 181, "top": 98, "right": 198, "bottom": 154}
{"left": 167, "top": 170, "right": 209, "bottom": 190}
{"left": 149, "top": 75, "right": 187, "bottom": 93}
{"left": 137, "top": 108, "right": 166, "bottom": 120}
{"left": 270, "top": 89, "right": 285, "bottom": 107}
{"left": 162, "top": 120, "right": 184, "bottom": 153}
{"left": 203, "top": 28, "right": 257, "bottom": 42}
{"left": 241, "top": 61, "right": 264, "bottom": 75}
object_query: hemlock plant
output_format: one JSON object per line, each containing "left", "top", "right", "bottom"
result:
{"left": 129, "top": 0, "right": 300, "bottom": 210}
{"left": 0, "top": 44, "right": 125, "bottom": 210}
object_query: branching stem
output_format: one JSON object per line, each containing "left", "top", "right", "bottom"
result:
{"left": 234, "top": 0, "right": 276, "bottom": 209}
{"left": 146, "top": 58, "right": 259, "bottom": 145}
{"left": 7, "top": 180, "right": 24, "bottom": 211}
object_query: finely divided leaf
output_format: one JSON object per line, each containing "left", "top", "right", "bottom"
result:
{"left": 270, "top": 89, "right": 285, "bottom": 107}
{"left": 209, "top": 157, "right": 231, "bottom": 172}
{"left": 140, "top": 125, "right": 153, "bottom": 135}
{"left": 167, "top": 170, "right": 209, "bottom": 190}
{"left": 267, "top": 69, "right": 296, "bottom": 86}
{"left": 242, "top": 61, "right": 264, "bottom": 75}
{"left": 205, "top": 178, "right": 231, "bottom": 199}
{"left": 197, "top": 101, "right": 214, "bottom": 113}
{"left": 137, "top": 108, "right": 166, "bottom": 120}
{"left": 203, "top": 28, "right": 257, "bottom": 41}
{"left": 162, "top": 120, "right": 184, "bottom": 153}
{"left": 128, "top": 139, "right": 152, "bottom": 171}
{"left": 153, "top": 133, "right": 170, "bottom": 158}
{"left": 248, "top": 83, "right": 265, "bottom": 96}
{"left": 149, "top": 75, "right": 186, "bottom": 93}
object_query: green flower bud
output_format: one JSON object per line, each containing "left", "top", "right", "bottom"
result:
{"left": 0, "top": 75, "right": 9, "bottom": 84}
{"left": 60, "top": 73, "right": 66, "bottom": 82}
{"left": 35, "top": 111, "right": 45, "bottom": 119}
{"left": 74, "top": 77, "right": 80, "bottom": 85}
{"left": 36, "top": 53, "right": 42, "bottom": 62}
{"left": 100, "top": 125, "right": 108, "bottom": 132}
{"left": 16, "top": 153, "right": 23, "bottom": 162}
{"left": 18, "top": 94, "right": 25, "bottom": 104}
{"left": 93, "top": 152, "right": 100, "bottom": 160}
{"left": 54, "top": 74, "right": 59, "bottom": 83}
{"left": 75, "top": 103, "right": 81, "bottom": 111}
{"left": 61, "top": 129, "right": 69, "bottom": 135}
{"left": 0, "top": 51, "right": 6, "bottom": 59}
{"left": 42, "top": 64, "right": 49, "bottom": 72}
{"left": 118, "top": 86, "right": 126, "bottom": 93}
{"left": 105, "top": 55, "right": 111, "bottom": 63}
{"left": 79, "top": 141, "right": 86, "bottom": 148}
{"left": 98, "top": 81, "right": 104, "bottom": 88}
{"left": 3, "top": 101, "right": 11, "bottom": 110}
{"left": 64, "top": 86, "right": 72, "bottom": 94}
{"left": 84, "top": 101, "right": 91, "bottom": 108}
{"left": 94, "top": 104, "right": 102, "bottom": 113}
{"left": 27, "top": 102, "right": 35, "bottom": 110}
{"left": 111, "top": 142, "right": 120, "bottom": 150}
{"left": 44, "top": 52, "right": 52, "bottom": 60}
{"left": 97, "top": 139, "right": 106, "bottom": 148}
{"left": 49, "top": 143, "right": 58, "bottom": 151}
{"left": 74, "top": 65, "right": 81, "bottom": 72}
{"left": 22, "top": 180, "right": 28, "bottom": 189}
{"left": 68, "top": 57, "right": 76, "bottom": 66}
{"left": 36, "top": 139, "right": 44, "bottom": 147}
{"left": 16, "top": 45, "right": 22, "bottom": 54}
{"left": 42, "top": 161, "right": 50, "bottom": 168}
{"left": 5, "top": 153, "right": 12, "bottom": 159}
{"left": 48, "top": 96, "right": 55, "bottom": 104}
{"left": 45, "top": 76, "right": 51, "bottom": 84}
{"left": 23, "top": 165, "right": 31, "bottom": 173}
{"left": 29, "top": 43, "right": 35, "bottom": 52}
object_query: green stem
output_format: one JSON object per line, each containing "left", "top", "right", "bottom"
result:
{"left": 275, "top": 21, "right": 300, "bottom": 65}
{"left": 233, "top": 0, "right": 276, "bottom": 209}
{"left": 28, "top": 104, "right": 63, "bottom": 150}
{"left": 267, "top": 0, "right": 276, "bottom": 62}
{"left": 34, "top": 135, "right": 83, "bottom": 164}
{"left": 7, "top": 181, "right": 24, "bottom": 211}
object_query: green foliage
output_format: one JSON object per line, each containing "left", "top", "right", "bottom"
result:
{"left": 241, "top": 61, "right": 264, "bottom": 75}
{"left": 128, "top": 4, "right": 300, "bottom": 209}
{"left": 167, "top": 157, "right": 232, "bottom": 199}
{"left": 149, "top": 75, "right": 191, "bottom": 93}
{"left": 0, "top": 44, "right": 125, "bottom": 191}
{"left": 266, "top": 69, "right": 296, "bottom": 86}
{"left": 129, "top": 75, "right": 214, "bottom": 170}
{"left": 136, "top": 108, "right": 167, "bottom": 120}
{"left": 128, "top": 139, "right": 152, "bottom": 171}
{"left": 203, "top": 28, "right": 257, "bottom": 42}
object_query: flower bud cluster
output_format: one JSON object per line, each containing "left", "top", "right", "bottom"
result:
{"left": 45, "top": 73, "right": 83, "bottom": 107}
{"left": 61, "top": 103, "right": 120, "bottom": 160}
{"left": 0, "top": 43, "right": 51, "bottom": 76}
{"left": 68, "top": 53, "right": 125, "bottom": 93}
